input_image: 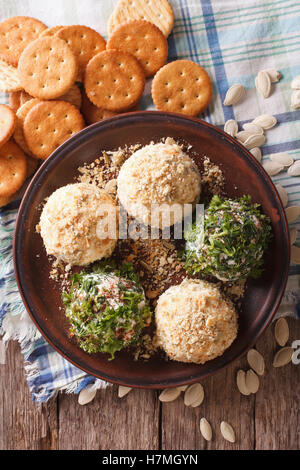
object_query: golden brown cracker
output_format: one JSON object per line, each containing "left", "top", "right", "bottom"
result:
{"left": 84, "top": 49, "right": 145, "bottom": 111}
{"left": 24, "top": 100, "right": 85, "bottom": 160}
{"left": 8, "top": 91, "right": 22, "bottom": 112}
{"left": 0, "top": 140, "right": 27, "bottom": 197}
{"left": 0, "top": 104, "right": 17, "bottom": 147}
{"left": 107, "top": 20, "right": 168, "bottom": 77}
{"left": 56, "top": 25, "right": 106, "bottom": 81}
{"left": 0, "top": 16, "right": 47, "bottom": 66}
{"left": 108, "top": 0, "right": 174, "bottom": 37}
{"left": 18, "top": 36, "right": 78, "bottom": 100}
{"left": 151, "top": 60, "right": 212, "bottom": 116}
{"left": 0, "top": 59, "right": 22, "bottom": 92}
{"left": 39, "top": 25, "right": 64, "bottom": 38}
{"left": 0, "top": 194, "right": 14, "bottom": 208}
{"left": 14, "top": 99, "right": 41, "bottom": 157}
{"left": 20, "top": 90, "right": 34, "bottom": 106}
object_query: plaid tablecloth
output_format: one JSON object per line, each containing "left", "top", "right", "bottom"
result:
{"left": 1, "top": 0, "right": 300, "bottom": 403}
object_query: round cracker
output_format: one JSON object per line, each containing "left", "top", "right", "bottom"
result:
{"left": 0, "top": 140, "right": 27, "bottom": 197}
{"left": 0, "top": 59, "right": 22, "bottom": 92}
{"left": 8, "top": 91, "right": 22, "bottom": 112}
{"left": 0, "top": 104, "right": 17, "bottom": 147}
{"left": 0, "top": 16, "right": 47, "bottom": 66}
{"left": 23, "top": 100, "right": 85, "bottom": 160}
{"left": 56, "top": 25, "right": 106, "bottom": 81}
{"left": 39, "top": 25, "right": 64, "bottom": 38}
{"left": 18, "top": 36, "right": 78, "bottom": 100}
{"left": 108, "top": 0, "right": 174, "bottom": 37}
{"left": 107, "top": 20, "right": 168, "bottom": 77}
{"left": 84, "top": 49, "right": 145, "bottom": 111}
{"left": 0, "top": 194, "right": 14, "bottom": 208}
{"left": 14, "top": 99, "right": 41, "bottom": 157}
{"left": 151, "top": 60, "right": 212, "bottom": 116}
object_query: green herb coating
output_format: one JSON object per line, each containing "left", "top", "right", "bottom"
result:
{"left": 185, "top": 195, "right": 272, "bottom": 281}
{"left": 62, "top": 262, "right": 152, "bottom": 359}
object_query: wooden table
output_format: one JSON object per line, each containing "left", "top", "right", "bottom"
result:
{"left": 1, "top": 318, "right": 299, "bottom": 450}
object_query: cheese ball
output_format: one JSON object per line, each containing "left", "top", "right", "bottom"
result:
{"left": 117, "top": 139, "right": 201, "bottom": 228}
{"left": 155, "top": 279, "right": 238, "bottom": 364}
{"left": 38, "top": 183, "right": 118, "bottom": 266}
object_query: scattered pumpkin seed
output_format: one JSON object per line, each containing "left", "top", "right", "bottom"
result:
{"left": 236, "top": 369, "right": 251, "bottom": 395}
{"left": 291, "top": 75, "right": 300, "bottom": 89}
{"left": 273, "top": 347, "right": 294, "bottom": 367}
{"left": 270, "top": 153, "right": 294, "bottom": 167}
{"left": 263, "top": 160, "right": 284, "bottom": 176}
{"left": 223, "top": 84, "right": 245, "bottom": 106}
{"left": 245, "top": 369, "right": 260, "bottom": 394}
{"left": 253, "top": 114, "right": 277, "bottom": 130}
{"left": 242, "top": 122, "right": 264, "bottom": 135}
{"left": 250, "top": 147, "right": 262, "bottom": 162}
{"left": 118, "top": 386, "right": 132, "bottom": 398}
{"left": 247, "top": 349, "right": 265, "bottom": 375}
{"left": 262, "top": 69, "right": 281, "bottom": 83}
{"left": 244, "top": 134, "right": 266, "bottom": 149}
{"left": 291, "top": 245, "right": 300, "bottom": 264}
{"left": 184, "top": 383, "right": 204, "bottom": 407}
{"left": 236, "top": 130, "right": 252, "bottom": 143}
{"left": 291, "top": 90, "right": 300, "bottom": 109}
{"left": 220, "top": 421, "right": 236, "bottom": 443}
{"left": 274, "top": 318, "right": 289, "bottom": 347}
{"left": 159, "top": 387, "right": 181, "bottom": 402}
{"left": 287, "top": 161, "right": 300, "bottom": 177}
{"left": 285, "top": 206, "right": 300, "bottom": 223}
{"left": 275, "top": 184, "right": 288, "bottom": 207}
{"left": 224, "top": 119, "right": 238, "bottom": 137}
{"left": 78, "top": 385, "right": 97, "bottom": 405}
{"left": 255, "top": 71, "right": 271, "bottom": 98}
{"left": 200, "top": 418, "right": 213, "bottom": 441}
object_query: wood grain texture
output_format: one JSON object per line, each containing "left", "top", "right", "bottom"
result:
{"left": 0, "top": 320, "right": 299, "bottom": 450}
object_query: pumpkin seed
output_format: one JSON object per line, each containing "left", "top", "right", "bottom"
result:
{"left": 291, "top": 90, "right": 300, "bottom": 109}
{"left": 273, "top": 347, "right": 294, "bottom": 367}
{"left": 184, "top": 383, "right": 204, "bottom": 407}
{"left": 224, "top": 119, "right": 238, "bottom": 137}
{"left": 275, "top": 184, "right": 288, "bottom": 207}
{"left": 274, "top": 318, "right": 289, "bottom": 347}
{"left": 287, "top": 161, "right": 300, "bottom": 176}
{"left": 177, "top": 385, "right": 189, "bottom": 392}
{"left": 220, "top": 421, "right": 236, "bottom": 443}
{"left": 236, "top": 130, "right": 252, "bottom": 143}
{"left": 118, "top": 386, "right": 132, "bottom": 398}
{"left": 245, "top": 369, "right": 260, "bottom": 394}
{"left": 291, "top": 245, "right": 300, "bottom": 264}
{"left": 200, "top": 418, "right": 213, "bottom": 441}
{"left": 253, "top": 114, "right": 277, "bottom": 129}
{"left": 270, "top": 153, "right": 294, "bottom": 167}
{"left": 290, "top": 227, "right": 297, "bottom": 245}
{"left": 263, "top": 160, "right": 284, "bottom": 176}
{"left": 159, "top": 387, "right": 181, "bottom": 402}
{"left": 250, "top": 147, "right": 262, "bottom": 162}
{"left": 262, "top": 69, "right": 281, "bottom": 83}
{"left": 236, "top": 369, "right": 250, "bottom": 395}
{"left": 243, "top": 134, "right": 266, "bottom": 149}
{"left": 78, "top": 385, "right": 97, "bottom": 405}
{"left": 247, "top": 349, "right": 265, "bottom": 375}
{"left": 255, "top": 71, "right": 271, "bottom": 98}
{"left": 223, "top": 84, "right": 245, "bottom": 106}
{"left": 242, "top": 122, "right": 264, "bottom": 135}
{"left": 285, "top": 206, "right": 300, "bottom": 223}
{"left": 291, "top": 75, "right": 300, "bottom": 90}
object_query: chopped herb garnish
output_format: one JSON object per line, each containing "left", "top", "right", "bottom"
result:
{"left": 184, "top": 195, "right": 272, "bottom": 281}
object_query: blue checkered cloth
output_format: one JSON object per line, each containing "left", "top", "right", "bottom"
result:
{"left": 1, "top": 0, "right": 300, "bottom": 403}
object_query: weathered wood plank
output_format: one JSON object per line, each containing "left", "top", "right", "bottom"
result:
{"left": 255, "top": 318, "right": 300, "bottom": 450}
{"left": 58, "top": 387, "right": 160, "bottom": 450}
{"left": 0, "top": 340, "right": 58, "bottom": 450}
{"left": 161, "top": 357, "right": 255, "bottom": 450}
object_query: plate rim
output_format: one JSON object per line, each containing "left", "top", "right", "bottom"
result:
{"left": 13, "top": 110, "right": 290, "bottom": 388}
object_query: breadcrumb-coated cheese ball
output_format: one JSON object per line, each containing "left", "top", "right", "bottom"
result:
{"left": 117, "top": 138, "right": 201, "bottom": 227}
{"left": 155, "top": 279, "right": 238, "bottom": 364}
{"left": 38, "top": 183, "right": 118, "bottom": 266}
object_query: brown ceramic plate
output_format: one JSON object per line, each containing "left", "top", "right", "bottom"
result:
{"left": 14, "top": 111, "right": 290, "bottom": 388}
